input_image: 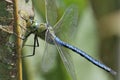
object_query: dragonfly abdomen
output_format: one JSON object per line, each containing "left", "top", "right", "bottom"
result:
{"left": 54, "top": 37, "right": 116, "bottom": 75}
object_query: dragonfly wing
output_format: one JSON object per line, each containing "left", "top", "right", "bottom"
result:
{"left": 41, "top": 42, "right": 57, "bottom": 73}
{"left": 45, "top": 0, "right": 58, "bottom": 26}
{"left": 54, "top": 39, "right": 76, "bottom": 80}
{"left": 41, "top": 31, "right": 57, "bottom": 73}
{"left": 54, "top": 5, "right": 79, "bottom": 42}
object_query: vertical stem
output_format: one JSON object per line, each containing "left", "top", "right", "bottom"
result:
{"left": 13, "top": 0, "right": 22, "bottom": 80}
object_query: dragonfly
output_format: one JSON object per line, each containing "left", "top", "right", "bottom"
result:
{"left": 19, "top": 0, "right": 116, "bottom": 80}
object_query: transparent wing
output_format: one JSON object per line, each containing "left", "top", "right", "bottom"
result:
{"left": 41, "top": 30, "right": 76, "bottom": 80}
{"left": 41, "top": 0, "right": 59, "bottom": 73}
{"left": 54, "top": 5, "right": 79, "bottom": 42}
{"left": 54, "top": 39, "right": 76, "bottom": 80}
{"left": 41, "top": 31, "right": 57, "bottom": 73}
{"left": 45, "top": 0, "right": 58, "bottom": 26}
{"left": 41, "top": 42, "right": 57, "bottom": 73}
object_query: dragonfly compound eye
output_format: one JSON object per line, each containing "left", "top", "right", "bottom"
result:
{"left": 26, "top": 19, "right": 35, "bottom": 28}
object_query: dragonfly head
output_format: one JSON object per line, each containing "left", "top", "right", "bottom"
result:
{"left": 19, "top": 10, "right": 35, "bottom": 29}
{"left": 18, "top": 11, "right": 38, "bottom": 31}
{"left": 26, "top": 17, "right": 34, "bottom": 28}
{"left": 25, "top": 17, "right": 41, "bottom": 32}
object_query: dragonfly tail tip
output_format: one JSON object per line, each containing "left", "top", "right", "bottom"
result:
{"left": 110, "top": 69, "right": 117, "bottom": 75}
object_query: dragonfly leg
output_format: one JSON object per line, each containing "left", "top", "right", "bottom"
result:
{"left": 12, "top": 22, "right": 31, "bottom": 40}
{"left": 19, "top": 24, "right": 28, "bottom": 32}
{"left": 32, "top": 34, "right": 39, "bottom": 55}
{"left": 22, "top": 34, "right": 39, "bottom": 58}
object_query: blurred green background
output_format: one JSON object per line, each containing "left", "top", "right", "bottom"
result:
{"left": 22, "top": 0, "right": 119, "bottom": 80}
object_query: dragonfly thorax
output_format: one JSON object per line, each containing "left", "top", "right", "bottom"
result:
{"left": 37, "top": 23, "right": 56, "bottom": 44}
